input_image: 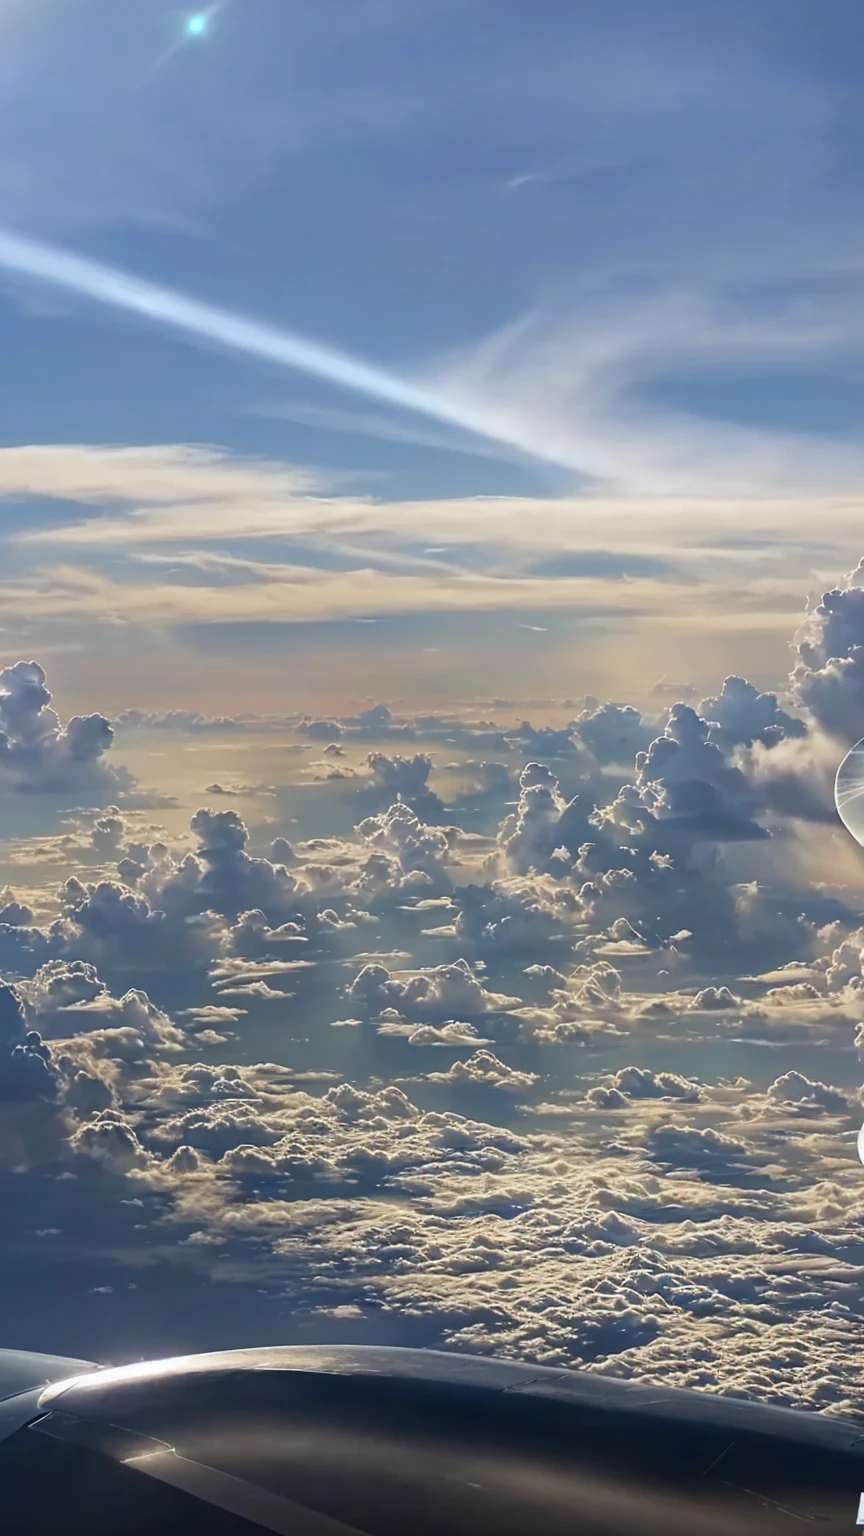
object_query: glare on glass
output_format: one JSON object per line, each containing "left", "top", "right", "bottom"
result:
{"left": 835, "top": 737, "right": 864, "bottom": 848}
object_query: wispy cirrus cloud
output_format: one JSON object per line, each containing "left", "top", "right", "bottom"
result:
{"left": 0, "top": 443, "right": 848, "bottom": 642}
{"left": 3, "top": 443, "right": 862, "bottom": 569}
{"left": 0, "top": 557, "right": 808, "bottom": 631}
{"left": 418, "top": 287, "right": 864, "bottom": 497}
{"left": 3, "top": 229, "right": 864, "bottom": 497}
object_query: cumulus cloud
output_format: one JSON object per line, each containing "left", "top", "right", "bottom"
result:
{"left": 765, "top": 1071, "right": 849, "bottom": 1114}
{"left": 91, "top": 810, "right": 126, "bottom": 858}
{"left": 574, "top": 700, "right": 654, "bottom": 764}
{"left": 449, "top": 876, "right": 578, "bottom": 950}
{"left": 116, "top": 708, "right": 250, "bottom": 734}
{"left": 70, "top": 1112, "right": 152, "bottom": 1173}
{"left": 793, "top": 562, "right": 864, "bottom": 742}
{"left": 57, "top": 809, "right": 304, "bottom": 969}
{"left": 497, "top": 762, "right": 597, "bottom": 874}
{"left": 364, "top": 752, "right": 443, "bottom": 813}
{"left": 61, "top": 875, "right": 227, "bottom": 971}
{"left": 426, "top": 1049, "right": 538, "bottom": 1091}
{"left": 5, "top": 552, "right": 864, "bottom": 1418}
{"left": 635, "top": 703, "right": 767, "bottom": 841}
{"left": 355, "top": 800, "right": 455, "bottom": 896}
{"left": 642, "top": 1121, "right": 752, "bottom": 1174}
{"left": 0, "top": 982, "right": 61, "bottom": 1103}
{"left": 347, "top": 958, "right": 521, "bottom": 1020}
{"left": 403, "top": 1022, "right": 490, "bottom": 1047}
{"left": 183, "top": 807, "right": 299, "bottom": 918}
{"left": 587, "top": 1066, "right": 702, "bottom": 1107}
{"left": 92, "top": 1050, "right": 864, "bottom": 1417}
{"left": 19, "top": 959, "right": 181, "bottom": 1046}
{"left": 0, "top": 660, "right": 129, "bottom": 800}
{"left": 690, "top": 986, "right": 740, "bottom": 1010}
{"left": 700, "top": 676, "right": 805, "bottom": 751}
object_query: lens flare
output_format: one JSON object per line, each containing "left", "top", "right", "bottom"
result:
{"left": 186, "top": 14, "right": 208, "bottom": 35}
{"left": 834, "top": 738, "right": 864, "bottom": 847}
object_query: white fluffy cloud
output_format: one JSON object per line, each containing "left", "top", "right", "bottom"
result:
{"left": 700, "top": 675, "right": 805, "bottom": 751}
{"left": 574, "top": 700, "right": 654, "bottom": 765}
{"left": 0, "top": 981, "right": 61, "bottom": 1104}
{"left": 20, "top": 959, "right": 181, "bottom": 1047}
{"left": 793, "top": 561, "right": 864, "bottom": 743}
{"left": 3, "top": 553, "right": 864, "bottom": 1420}
{"left": 347, "top": 958, "right": 521, "bottom": 1020}
{"left": 0, "top": 660, "right": 129, "bottom": 800}
{"left": 426, "top": 1050, "right": 538, "bottom": 1091}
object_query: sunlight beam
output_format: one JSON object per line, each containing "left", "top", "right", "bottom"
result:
{"left": 0, "top": 227, "right": 568, "bottom": 472}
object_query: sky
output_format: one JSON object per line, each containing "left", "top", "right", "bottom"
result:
{"left": 2, "top": 0, "right": 864, "bottom": 711}
{"left": 3, "top": 0, "right": 864, "bottom": 1419}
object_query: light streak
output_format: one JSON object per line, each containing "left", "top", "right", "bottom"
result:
{"left": 0, "top": 226, "right": 564, "bottom": 468}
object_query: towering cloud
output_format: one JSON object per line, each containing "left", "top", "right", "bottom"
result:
{"left": 0, "top": 555, "right": 863, "bottom": 1414}
{"left": 793, "top": 562, "right": 864, "bottom": 742}
{"left": 0, "top": 661, "right": 128, "bottom": 800}
{"left": 0, "top": 983, "right": 60, "bottom": 1103}
{"left": 700, "top": 676, "right": 805, "bottom": 751}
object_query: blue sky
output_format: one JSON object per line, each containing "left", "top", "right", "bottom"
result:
{"left": 2, "top": 0, "right": 863, "bottom": 473}
{"left": 6, "top": 2, "right": 864, "bottom": 1399}
{"left": 1, "top": 0, "right": 864, "bottom": 711}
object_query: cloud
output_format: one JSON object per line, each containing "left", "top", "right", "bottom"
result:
{"left": 690, "top": 986, "right": 740, "bottom": 1011}
{"left": 426, "top": 1050, "right": 538, "bottom": 1091}
{"left": 363, "top": 753, "right": 443, "bottom": 814}
{"left": 0, "top": 442, "right": 846, "bottom": 554}
{"left": 765, "top": 1071, "right": 848, "bottom": 1115}
{"left": 420, "top": 289, "right": 864, "bottom": 497}
{"left": 635, "top": 702, "right": 769, "bottom": 842}
{"left": 0, "top": 982, "right": 61, "bottom": 1104}
{"left": 355, "top": 800, "right": 454, "bottom": 895}
{"left": 117, "top": 707, "right": 251, "bottom": 734}
{"left": 642, "top": 1121, "right": 751, "bottom": 1174}
{"left": 700, "top": 675, "right": 805, "bottom": 751}
{"left": 14, "top": 229, "right": 863, "bottom": 499}
{"left": 5, "top": 444, "right": 864, "bottom": 661}
{"left": 497, "top": 762, "right": 597, "bottom": 875}
{"left": 0, "top": 225, "right": 588, "bottom": 475}
{"left": 574, "top": 700, "right": 654, "bottom": 765}
{"left": 101, "top": 1047, "right": 864, "bottom": 1415}
{"left": 448, "top": 876, "right": 578, "bottom": 951}
{"left": 0, "top": 660, "right": 129, "bottom": 801}
{"left": 57, "top": 872, "right": 228, "bottom": 974}
{"left": 0, "top": 558, "right": 733, "bottom": 631}
{"left": 403, "top": 1022, "right": 490, "bottom": 1047}
{"left": 91, "top": 811, "right": 126, "bottom": 857}
{"left": 792, "top": 561, "right": 864, "bottom": 744}
{"left": 70, "top": 1113, "right": 153, "bottom": 1174}
{"left": 734, "top": 730, "right": 840, "bottom": 823}
{"left": 3, "top": 549, "right": 864, "bottom": 1416}
{"left": 347, "top": 958, "right": 522, "bottom": 1020}
{"left": 588, "top": 1066, "right": 702, "bottom": 1107}
{"left": 19, "top": 959, "right": 181, "bottom": 1047}
{"left": 109, "top": 808, "right": 300, "bottom": 934}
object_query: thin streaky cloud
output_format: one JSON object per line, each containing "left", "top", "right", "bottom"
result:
{"left": 0, "top": 227, "right": 579, "bottom": 475}
{"left": 257, "top": 399, "right": 531, "bottom": 466}
{"left": 2, "top": 230, "right": 863, "bottom": 500}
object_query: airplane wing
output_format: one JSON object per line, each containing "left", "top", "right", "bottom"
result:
{"left": 1, "top": 1343, "right": 863, "bottom": 1534}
